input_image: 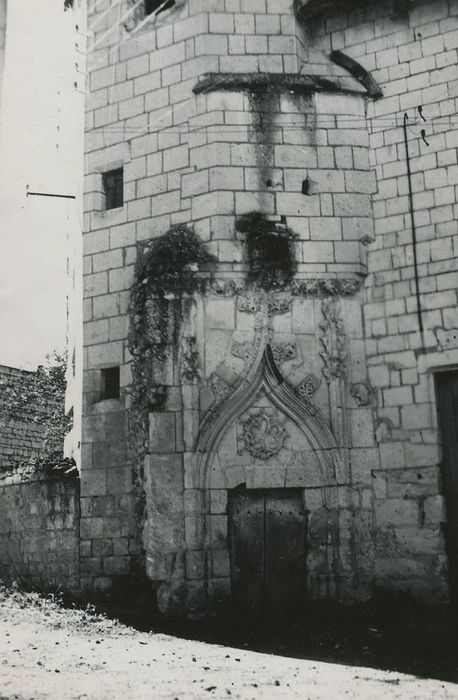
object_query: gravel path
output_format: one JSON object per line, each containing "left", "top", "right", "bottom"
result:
{"left": 1, "top": 590, "right": 457, "bottom": 700}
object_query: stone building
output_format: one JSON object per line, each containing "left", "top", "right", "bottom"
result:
{"left": 78, "top": 0, "right": 458, "bottom": 616}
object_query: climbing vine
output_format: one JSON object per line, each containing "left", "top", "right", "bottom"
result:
{"left": 236, "top": 211, "right": 298, "bottom": 291}
{"left": 127, "top": 224, "right": 215, "bottom": 562}
{"left": 0, "top": 352, "right": 73, "bottom": 477}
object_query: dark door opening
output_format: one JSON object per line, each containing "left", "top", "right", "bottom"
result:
{"left": 435, "top": 370, "right": 458, "bottom": 606}
{"left": 228, "top": 487, "right": 307, "bottom": 617}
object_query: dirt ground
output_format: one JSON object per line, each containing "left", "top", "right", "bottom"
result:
{"left": 0, "top": 587, "right": 457, "bottom": 700}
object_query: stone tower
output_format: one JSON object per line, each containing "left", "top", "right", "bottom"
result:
{"left": 81, "top": 0, "right": 448, "bottom": 615}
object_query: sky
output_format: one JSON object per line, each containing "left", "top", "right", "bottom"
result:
{"left": 0, "top": 0, "right": 84, "bottom": 370}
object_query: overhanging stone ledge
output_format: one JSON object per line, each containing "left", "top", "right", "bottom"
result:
{"left": 193, "top": 73, "right": 367, "bottom": 97}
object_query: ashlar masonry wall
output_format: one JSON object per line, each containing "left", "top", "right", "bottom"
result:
{"left": 82, "top": 0, "right": 379, "bottom": 611}
{"left": 0, "top": 476, "right": 80, "bottom": 592}
{"left": 81, "top": 0, "right": 452, "bottom": 611}
{"left": 307, "top": 0, "right": 457, "bottom": 597}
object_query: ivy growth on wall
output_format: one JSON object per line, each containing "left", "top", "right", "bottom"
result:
{"left": 0, "top": 352, "right": 73, "bottom": 477}
{"left": 127, "top": 225, "right": 215, "bottom": 573}
{"left": 236, "top": 211, "right": 298, "bottom": 290}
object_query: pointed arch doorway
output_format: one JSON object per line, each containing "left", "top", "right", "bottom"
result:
{"left": 227, "top": 485, "right": 307, "bottom": 617}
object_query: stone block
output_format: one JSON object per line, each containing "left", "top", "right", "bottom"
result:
{"left": 210, "top": 490, "right": 227, "bottom": 514}
{"left": 205, "top": 297, "right": 236, "bottom": 330}
{"left": 107, "top": 467, "right": 132, "bottom": 495}
{"left": 184, "top": 489, "right": 203, "bottom": 515}
{"left": 149, "top": 412, "right": 177, "bottom": 453}
{"left": 185, "top": 516, "right": 203, "bottom": 548}
{"left": 209, "top": 515, "right": 227, "bottom": 547}
{"left": 102, "top": 556, "right": 130, "bottom": 576}
{"left": 94, "top": 577, "right": 112, "bottom": 593}
{"left": 92, "top": 441, "right": 126, "bottom": 468}
{"left": 404, "top": 442, "right": 440, "bottom": 467}
{"left": 185, "top": 550, "right": 205, "bottom": 580}
{"left": 80, "top": 557, "right": 102, "bottom": 575}
{"left": 375, "top": 498, "right": 419, "bottom": 528}
{"left": 80, "top": 470, "right": 107, "bottom": 497}
{"left": 424, "top": 495, "right": 446, "bottom": 524}
{"left": 92, "top": 538, "right": 113, "bottom": 557}
{"left": 291, "top": 299, "right": 316, "bottom": 334}
{"left": 145, "top": 454, "right": 184, "bottom": 513}
{"left": 207, "top": 577, "right": 231, "bottom": 607}
{"left": 351, "top": 448, "right": 380, "bottom": 485}
{"left": 80, "top": 517, "right": 104, "bottom": 540}
{"left": 209, "top": 549, "right": 230, "bottom": 578}
{"left": 186, "top": 580, "right": 207, "bottom": 611}
{"left": 351, "top": 409, "right": 375, "bottom": 448}
{"left": 80, "top": 540, "right": 92, "bottom": 558}
{"left": 379, "top": 442, "right": 406, "bottom": 470}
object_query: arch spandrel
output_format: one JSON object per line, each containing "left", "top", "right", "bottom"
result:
{"left": 196, "top": 345, "right": 341, "bottom": 489}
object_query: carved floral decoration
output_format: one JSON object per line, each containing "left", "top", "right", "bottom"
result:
{"left": 271, "top": 341, "right": 297, "bottom": 365}
{"left": 319, "top": 299, "right": 347, "bottom": 383}
{"left": 238, "top": 410, "right": 288, "bottom": 460}
{"left": 211, "top": 278, "right": 362, "bottom": 298}
{"left": 297, "top": 373, "right": 322, "bottom": 401}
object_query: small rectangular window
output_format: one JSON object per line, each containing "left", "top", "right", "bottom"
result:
{"left": 145, "top": 0, "right": 175, "bottom": 16}
{"left": 102, "top": 168, "right": 123, "bottom": 210}
{"left": 101, "top": 367, "right": 120, "bottom": 400}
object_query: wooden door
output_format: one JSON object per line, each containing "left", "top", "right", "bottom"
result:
{"left": 228, "top": 487, "right": 307, "bottom": 616}
{"left": 435, "top": 370, "right": 458, "bottom": 605}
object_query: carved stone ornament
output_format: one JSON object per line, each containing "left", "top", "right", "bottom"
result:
{"left": 291, "top": 278, "right": 362, "bottom": 297}
{"left": 237, "top": 293, "right": 292, "bottom": 316}
{"left": 350, "top": 382, "right": 374, "bottom": 407}
{"left": 319, "top": 299, "right": 347, "bottom": 383}
{"left": 210, "top": 278, "right": 362, "bottom": 298}
{"left": 297, "top": 373, "right": 322, "bottom": 401}
{"left": 196, "top": 345, "right": 341, "bottom": 485}
{"left": 238, "top": 410, "right": 288, "bottom": 460}
{"left": 271, "top": 341, "right": 297, "bottom": 365}
{"left": 267, "top": 295, "right": 292, "bottom": 316}
{"left": 180, "top": 336, "right": 201, "bottom": 383}
{"left": 238, "top": 295, "right": 261, "bottom": 314}
{"left": 209, "top": 374, "right": 234, "bottom": 404}
{"left": 435, "top": 328, "right": 458, "bottom": 352}
{"left": 211, "top": 278, "right": 246, "bottom": 297}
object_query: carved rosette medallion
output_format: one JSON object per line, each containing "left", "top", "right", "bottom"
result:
{"left": 319, "top": 299, "right": 347, "bottom": 383}
{"left": 238, "top": 410, "right": 288, "bottom": 460}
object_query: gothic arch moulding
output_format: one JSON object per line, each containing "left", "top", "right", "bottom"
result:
{"left": 195, "top": 345, "right": 341, "bottom": 489}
